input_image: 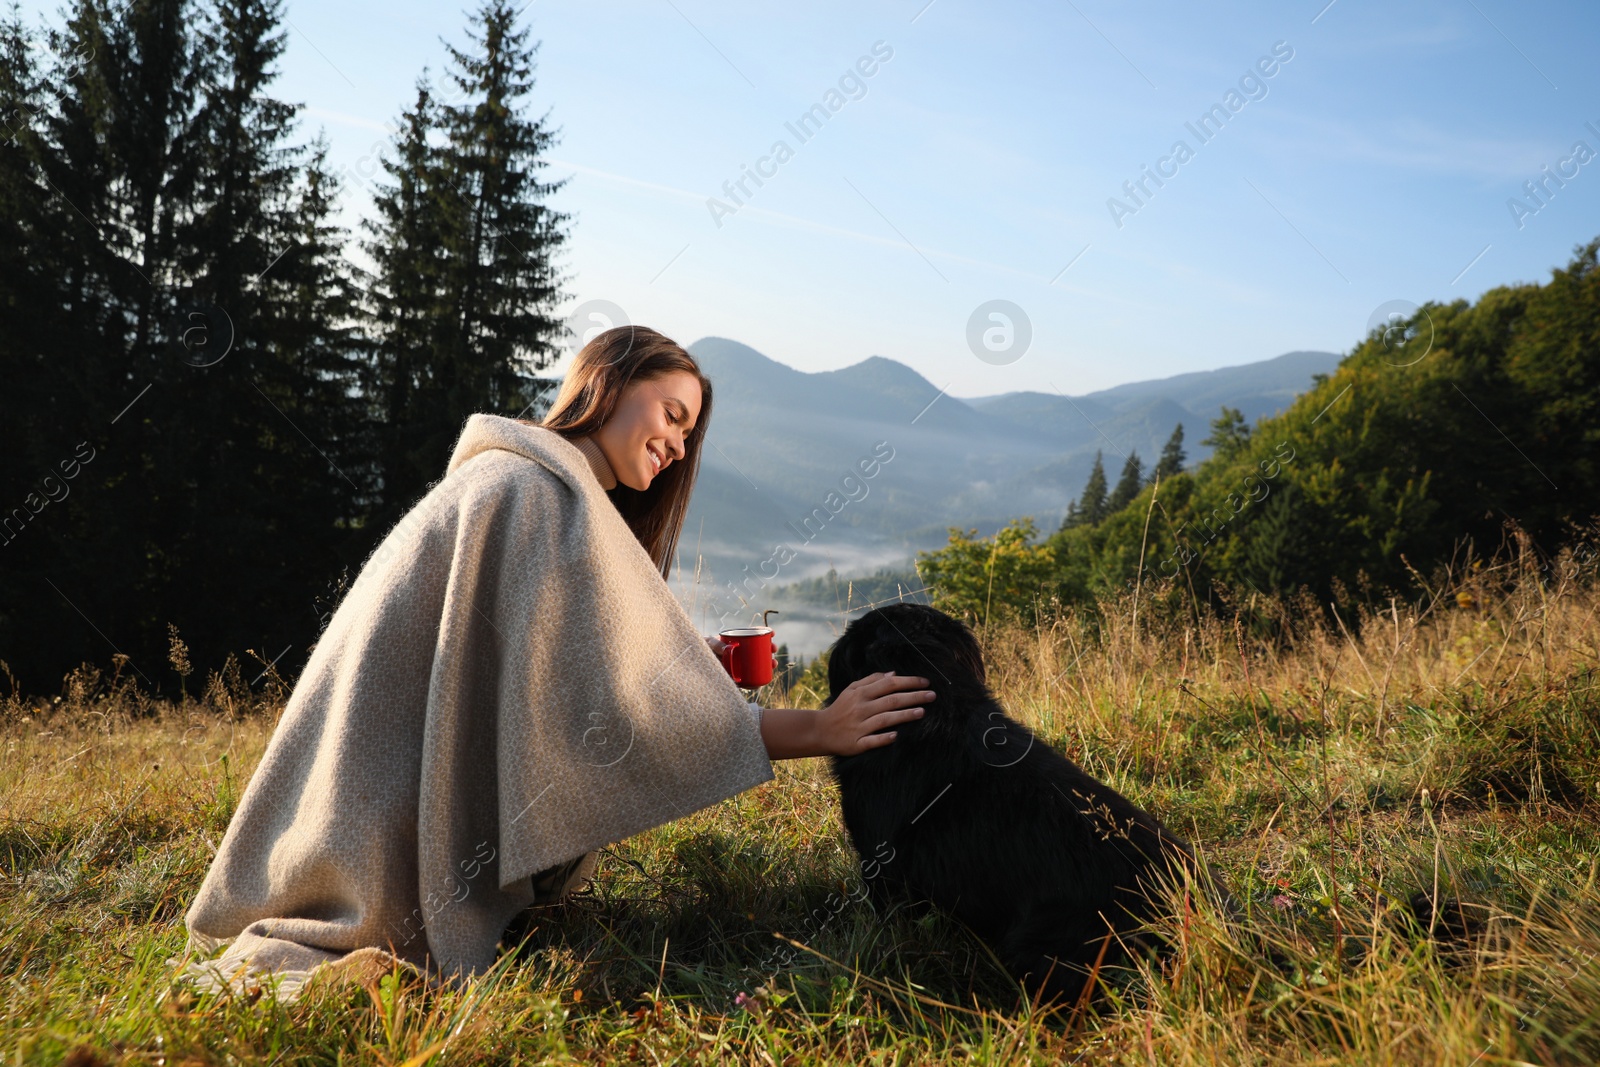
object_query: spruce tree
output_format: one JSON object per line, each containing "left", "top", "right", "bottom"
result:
{"left": 1107, "top": 451, "right": 1143, "bottom": 513}
{"left": 0, "top": 5, "right": 77, "bottom": 685}
{"left": 266, "top": 132, "right": 377, "bottom": 531}
{"left": 1073, "top": 452, "right": 1109, "bottom": 527}
{"left": 363, "top": 0, "right": 569, "bottom": 525}
{"left": 1240, "top": 480, "right": 1314, "bottom": 593}
{"left": 360, "top": 77, "right": 448, "bottom": 528}
{"left": 434, "top": 0, "right": 568, "bottom": 415}
{"left": 143, "top": 0, "right": 371, "bottom": 682}
{"left": 1151, "top": 423, "right": 1185, "bottom": 483}
{"left": 1, "top": 0, "right": 373, "bottom": 687}
{"left": 3, "top": 0, "right": 211, "bottom": 689}
{"left": 1202, "top": 406, "right": 1251, "bottom": 460}
{"left": 0, "top": 3, "right": 61, "bottom": 491}
{"left": 153, "top": 0, "right": 344, "bottom": 672}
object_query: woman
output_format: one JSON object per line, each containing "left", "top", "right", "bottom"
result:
{"left": 179, "top": 325, "right": 932, "bottom": 999}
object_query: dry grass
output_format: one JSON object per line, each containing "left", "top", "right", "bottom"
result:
{"left": 3, "top": 541, "right": 1598, "bottom": 1064}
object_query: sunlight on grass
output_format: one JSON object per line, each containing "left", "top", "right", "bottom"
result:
{"left": 3, "top": 542, "right": 1597, "bottom": 1064}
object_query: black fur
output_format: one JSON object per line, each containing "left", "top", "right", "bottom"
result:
{"left": 1402, "top": 889, "right": 1492, "bottom": 959}
{"left": 825, "top": 603, "right": 1215, "bottom": 1006}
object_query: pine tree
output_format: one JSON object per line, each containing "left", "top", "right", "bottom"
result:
{"left": 1107, "top": 451, "right": 1143, "bottom": 513}
{"left": 1, "top": 0, "right": 373, "bottom": 687}
{"left": 266, "top": 132, "right": 378, "bottom": 529}
{"left": 775, "top": 641, "right": 793, "bottom": 690}
{"left": 0, "top": 3, "right": 62, "bottom": 494}
{"left": 361, "top": 77, "right": 448, "bottom": 527}
{"left": 433, "top": 0, "right": 568, "bottom": 414}
{"left": 1240, "top": 480, "right": 1313, "bottom": 593}
{"left": 2, "top": 0, "right": 212, "bottom": 689}
{"left": 0, "top": 6, "right": 78, "bottom": 684}
{"left": 1202, "top": 406, "right": 1251, "bottom": 460}
{"left": 1071, "top": 452, "right": 1109, "bottom": 527}
{"left": 362, "top": 0, "right": 569, "bottom": 526}
{"left": 1150, "top": 423, "right": 1185, "bottom": 483}
{"left": 143, "top": 0, "right": 372, "bottom": 681}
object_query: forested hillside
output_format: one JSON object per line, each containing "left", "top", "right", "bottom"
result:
{"left": 919, "top": 238, "right": 1600, "bottom": 625}
{"left": 0, "top": 0, "right": 566, "bottom": 691}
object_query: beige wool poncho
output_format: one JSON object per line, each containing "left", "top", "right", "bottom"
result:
{"left": 178, "top": 414, "right": 774, "bottom": 998}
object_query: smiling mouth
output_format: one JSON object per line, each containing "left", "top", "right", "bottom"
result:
{"left": 647, "top": 445, "right": 663, "bottom": 474}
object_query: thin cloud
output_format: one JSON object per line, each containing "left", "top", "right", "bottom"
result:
{"left": 546, "top": 157, "right": 1068, "bottom": 287}
{"left": 1251, "top": 113, "right": 1560, "bottom": 183}
{"left": 302, "top": 106, "right": 396, "bottom": 136}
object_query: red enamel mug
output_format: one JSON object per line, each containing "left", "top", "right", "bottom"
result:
{"left": 719, "top": 612, "right": 778, "bottom": 688}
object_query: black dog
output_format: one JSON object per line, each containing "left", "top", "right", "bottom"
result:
{"left": 826, "top": 603, "right": 1217, "bottom": 1006}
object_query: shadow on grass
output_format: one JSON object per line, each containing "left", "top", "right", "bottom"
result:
{"left": 498, "top": 834, "right": 1043, "bottom": 1024}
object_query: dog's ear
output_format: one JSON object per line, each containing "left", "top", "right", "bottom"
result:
{"left": 932, "top": 611, "right": 986, "bottom": 687}
{"left": 860, "top": 606, "right": 985, "bottom": 688}
{"left": 859, "top": 628, "right": 925, "bottom": 679}
{"left": 888, "top": 605, "right": 986, "bottom": 688}
{"left": 826, "top": 612, "right": 925, "bottom": 700}
{"left": 825, "top": 614, "right": 880, "bottom": 704}
{"left": 826, "top": 605, "right": 989, "bottom": 701}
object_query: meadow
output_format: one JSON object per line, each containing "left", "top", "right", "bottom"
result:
{"left": 3, "top": 540, "right": 1597, "bottom": 1065}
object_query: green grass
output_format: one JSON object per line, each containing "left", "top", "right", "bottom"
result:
{"left": 3, "top": 551, "right": 1599, "bottom": 1064}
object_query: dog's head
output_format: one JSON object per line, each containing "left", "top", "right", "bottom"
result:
{"left": 825, "top": 603, "right": 988, "bottom": 716}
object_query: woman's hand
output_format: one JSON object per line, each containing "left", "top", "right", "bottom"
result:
{"left": 737, "top": 661, "right": 935, "bottom": 760}
{"left": 816, "top": 672, "right": 933, "bottom": 756}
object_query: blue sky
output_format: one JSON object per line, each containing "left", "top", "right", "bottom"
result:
{"left": 23, "top": 0, "right": 1600, "bottom": 395}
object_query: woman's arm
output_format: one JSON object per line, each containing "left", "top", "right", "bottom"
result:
{"left": 758, "top": 672, "right": 932, "bottom": 759}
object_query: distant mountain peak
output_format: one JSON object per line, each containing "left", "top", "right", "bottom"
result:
{"left": 669, "top": 337, "right": 1338, "bottom": 648}
{"left": 817, "top": 354, "right": 943, "bottom": 393}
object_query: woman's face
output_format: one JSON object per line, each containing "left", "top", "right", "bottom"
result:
{"left": 593, "top": 369, "right": 702, "bottom": 491}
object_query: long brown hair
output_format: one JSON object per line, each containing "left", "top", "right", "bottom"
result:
{"left": 533, "top": 326, "right": 713, "bottom": 580}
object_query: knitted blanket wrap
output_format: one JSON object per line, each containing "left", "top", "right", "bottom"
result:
{"left": 178, "top": 415, "right": 773, "bottom": 997}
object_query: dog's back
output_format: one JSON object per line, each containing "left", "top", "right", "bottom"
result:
{"left": 827, "top": 604, "right": 1204, "bottom": 1002}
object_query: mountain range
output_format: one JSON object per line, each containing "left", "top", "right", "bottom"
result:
{"left": 662, "top": 339, "right": 1339, "bottom": 654}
